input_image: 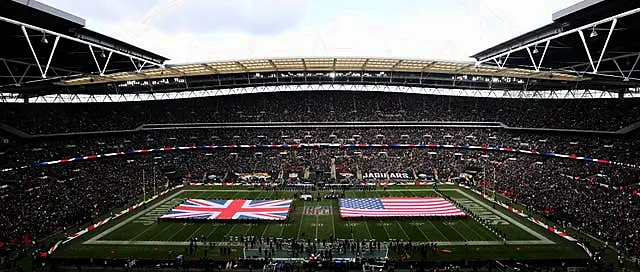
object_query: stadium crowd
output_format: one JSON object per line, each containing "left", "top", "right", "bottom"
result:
{"left": 1, "top": 127, "right": 639, "bottom": 169}
{"left": 0, "top": 148, "right": 638, "bottom": 264}
{"left": 1, "top": 91, "right": 640, "bottom": 270}
{"left": 2, "top": 92, "right": 640, "bottom": 133}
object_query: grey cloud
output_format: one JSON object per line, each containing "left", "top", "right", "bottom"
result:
{"left": 41, "top": 0, "right": 159, "bottom": 22}
{"left": 156, "top": 0, "right": 309, "bottom": 35}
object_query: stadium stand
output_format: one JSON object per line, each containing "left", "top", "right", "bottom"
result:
{"left": 3, "top": 0, "right": 640, "bottom": 271}
{"left": 1, "top": 126, "right": 639, "bottom": 169}
{"left": 1, "top": 149, "right": 639, "bottom": 266}
{"left": 3, "top": 92, "right": 640, "bottom": 133}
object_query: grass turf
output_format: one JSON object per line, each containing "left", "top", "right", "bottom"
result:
{"left": 51, "top": 185, "right": 587, "bottom": 262}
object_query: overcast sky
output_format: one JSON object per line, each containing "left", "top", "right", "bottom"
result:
{"left": 41, "top": 0, "right": 580, "bottom": 64}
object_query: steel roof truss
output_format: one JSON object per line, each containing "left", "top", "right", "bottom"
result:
{"left": 89, "top": 45, "right": 114, "bottom": 76}
{"left": 613, "top": 54, "right": 640, "bottom": 81}
{"left": 477, "top": 7, "right": 640, "bottom": 65}
{"left": 595, "top": 19, "right": 617, "bottom": 72}
{"left": 526, "top": 47, "right": 539, "bottom": 71}
{"left": 578, "top": 30, "right": 596, "bottom": 72}
{"left": 130, "top": 58, "right": 148, "bottom": 73}
{"left": 2, "top": 60, "right": 17, "bottom": 85}
{"left": 21, "top": 26, "right": 47, "bottom": 79}
{"left": 42, "top": 36, "right": 60, "bottom": 78}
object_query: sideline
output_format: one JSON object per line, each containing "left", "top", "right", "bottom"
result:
{"left": 83, "top": 190, "right": 185, "bottom": 244}
{"left": 455, "top": 190, "right": 554, "bottom": 244}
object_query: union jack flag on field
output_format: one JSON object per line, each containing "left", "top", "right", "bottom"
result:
{"left": 161, "top": 199, "right": 292, "bottom": 220}
{"left": 339, "top": 198, "right": 466, "bottom": 218}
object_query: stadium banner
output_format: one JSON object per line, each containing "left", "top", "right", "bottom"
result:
{"left": 363, "top": 172, "right": 412, "bottom": 180}
{"left": 560, "top": 173, "right": 627, "bottom": 191}
{"left": 161, "top": 199, "right": 292, "bottom": 221}
{"left": 234, "top": 172, "right": 271, "bottom": 181}
{"left": 339, "top": 197, "right": 466, "bottom": 218}
{"left": 338, "top": 172, "right": 355, "bottom": 178}
{"left": 21, "top": 143, "right": 636, "bottom": 175}
{"left": 417, "top": 172, "right": 435, "bottom": 181}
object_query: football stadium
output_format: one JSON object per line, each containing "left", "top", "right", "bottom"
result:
{"left": 1, "top": 0, "right": 640, "bottom": 271}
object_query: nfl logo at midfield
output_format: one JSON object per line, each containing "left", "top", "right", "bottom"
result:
{"left": 304, "top": 206, "right": 332, "bottom": 215}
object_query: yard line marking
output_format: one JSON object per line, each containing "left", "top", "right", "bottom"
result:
{"left": 315, "top": 213, "right": 319, "bottom": 240}
{"left": 296, "top": 203, "right": 305, "bottom": 240}
{"left": 379, "top": 219, "right": 392, "bottom": 240}
{"left": 404, "top": 191, "right": 429, "bottom": 241}
{"left": 261, "top": 223, "right": 270, "bottom": 238}
{"left": 459, "top": 218, "right": 492, "bottom": 241}
{"left": 182, "top": 190, "right": 212, "bottom": 241}
{"left": 455, "top": 189, "right": 553, "bottom": 243}
{"left": 243, "top": 223, "right": 254, "bottom": 236}
{"left": 446, "top": 220, "right": 469, "bottom": 241}
{"left": 204, "top": 224, "right": 222, "bottom": 241}
{"left": 395, "top": 221, "right": 411, "bottom": 240}
{"left": 425, "top": 220, "right": 449, "bottom": 241}
{"left": 364, "top": 221, "right": 373, "bottom": 240}
{"left": 145, "top": 223, "right": 176, "bottom": 241}
{"left": 129, "top": 224, "right": 160, "bottom": 242}
{"left": 83, "top": 189, "right": 185, "bottom": 244}
{"left": 449, "top": 196, "right": 501, "bottom": 241}
{"left": 165, "top": 223, "right": 193, "bottom": 241}
{"left": 226, "top": 223, "right": 238, "bottom": 238}
{"left": 278, "top": 221, "right": 285, "bottom": 238}
{"left": 255, "top": 190, "right": 276, "bottom": 238}
{"left": 330, "top": 204, "right": 336, "bottom": 239}
{"left": 413, "top": 221, "right": 431, "bottom": 241}
{"left": 407, "top": 190, "right": 441, "bottom": 241}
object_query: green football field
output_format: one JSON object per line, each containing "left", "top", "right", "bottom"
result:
{"left": 52, "top": 185, "right": 588, "bottom": 262}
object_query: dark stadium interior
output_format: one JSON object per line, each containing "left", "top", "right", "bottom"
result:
{"left": 2, "top": 0, "right": 640, "bottom": 271}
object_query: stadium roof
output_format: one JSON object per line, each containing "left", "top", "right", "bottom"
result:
{"left": 9, "top": 57, "right": 637, "bottom": 101}
{"left": 2, "top": 0, "right": 638, "bottom": 101}
{"left": 60, "top": 57, "right": 582, "bottom": 86}
{"left": 473, "top": 0, "right": 640, "bottom": 87}
{"left": 0, "top": 0, "right": 168, "bottom": 88}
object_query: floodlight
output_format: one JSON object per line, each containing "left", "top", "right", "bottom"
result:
{"left": 590, "top": 26, "right": 598, "bottom": 38}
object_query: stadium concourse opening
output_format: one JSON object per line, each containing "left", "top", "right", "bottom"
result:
{"left": 1, "top": 0, "right": 640, "bottom": 271}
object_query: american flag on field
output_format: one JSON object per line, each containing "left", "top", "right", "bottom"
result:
{"left": 339, "top": 198, "right": 466, "bottom": 218}
{"left": 161, "top": 199, "right": 292, "bottom": 220}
